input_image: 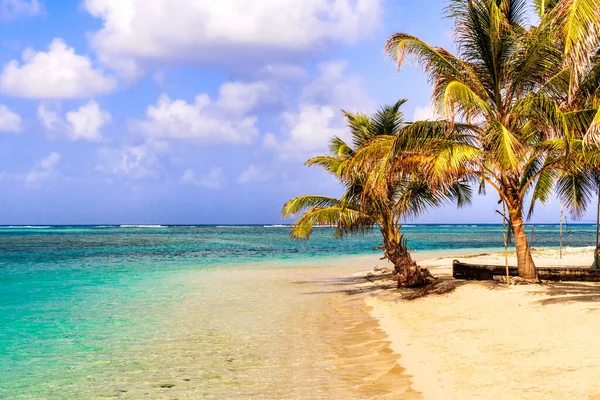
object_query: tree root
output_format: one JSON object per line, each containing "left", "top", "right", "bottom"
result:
{"left": 393, "top": 265, "right": 435, "bottom": 288}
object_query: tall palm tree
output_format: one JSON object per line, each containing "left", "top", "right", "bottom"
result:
{"left": 383, "top": 0, "right": 600, "bottom": 280}
{"left": 282, "top": 101, "right": 471, "bottom": 287}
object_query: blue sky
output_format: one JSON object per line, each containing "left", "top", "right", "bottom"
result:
{"left": 0, "top": 0, "right": 591, "bottom": 225}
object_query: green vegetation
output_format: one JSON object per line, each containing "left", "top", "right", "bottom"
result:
{"left": 284, "top": 0, "right": 600, "bottom": 285}
{"left": 282, "top": 101, "right": 471, "bottom": 287}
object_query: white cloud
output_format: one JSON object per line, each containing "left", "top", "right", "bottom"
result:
{"left": 134, "top": 81, "right": 270, "bottom": 145}
{"left": 180, "top": 167, "right": 223, "bottom": 189}
{"left": 262, "top": 133, "right": 278, "bottom": 149}
{"left": 0, "top": 0, "right": 42, "bottom": 20}
{"left": 217, "top": 81, "right": 271, "bottom": 113}
{"left": 269, "top": 60, "right": 374, "bottom": 161}
{"left": 300, "top": 61, "right": 371, "bottom": 110}
{"left": 0, "top": 38, "right": 117, "bottom": 99}
{"left": 237, "top": 164, "right": 273, "bottom": 184}
{"left": 25, "top": 152, "right": 60, "bottom": 187}
{"left": 276, "top": 105, "right": 345, "bottom": 161}
{"left": 0, "top": 104, "right": 22, "bottom": 132}
{"left": 412, "top": 105, "right": 438, "bottom": 121}
{"left": 65, "top": 101, "right": 111, "bottom": 141}
{"left": 96, "top": 140, "right": 168, "bottom": 180}
{"left": 38, "top": 101, "right": 111, "bottom": 141}
{"left": 38, "top": 105, "right": 59, "bottom": 131}
{"left": 84, "top": 0, "right": 380, "bottom": 76}
{"left": 259, "top": 64, "right": 307, "bottom": 81}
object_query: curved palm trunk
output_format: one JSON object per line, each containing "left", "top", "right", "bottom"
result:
{"left": 382, "top": 225, "right": 432, "bottom": 288}
{"left": 508, "top": 211, "right": 538, "bottom": 281}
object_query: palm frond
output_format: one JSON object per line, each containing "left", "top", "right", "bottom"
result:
{"left": 527, "top": 168, "right": 557, "bottom": 219}
{"left": 556, "top": 166, "right": 596, "bottom": 218}
{"left": 583, "top": 108, "right": 600, "bottom": 144}
{"left": 551, "top": 0, "right": 600, "bottom": 96}
{"left": 282, "top": 195, "right": 346, "bottom": 218}
{"left": 290, "top": 206, "right": 373, "bottom": 239}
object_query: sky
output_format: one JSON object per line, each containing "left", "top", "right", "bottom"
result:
{"left": 0, "top": 0, "right": 592, "bottom": 225}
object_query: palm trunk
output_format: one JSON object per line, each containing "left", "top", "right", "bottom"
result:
{"left": 381, "top": 226, "right": 431, "bottom": 288}
{"left": 509, "top": 212, "right": 538, "bottom": 280}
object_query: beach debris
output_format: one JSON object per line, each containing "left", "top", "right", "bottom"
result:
{"left": 371, "top": 265, "right": 394, "bottom": 276}
{"left": 462, "top": 253, "right": 493, "bottom": 258}
{"left": 373, "top": 265, "right": 391, "bottom": 272}
{"left": 493, "top": 276, "right": 541, "bottom": 285}
{"left": 158, "top": 383, "right": 175, "bottom": 388}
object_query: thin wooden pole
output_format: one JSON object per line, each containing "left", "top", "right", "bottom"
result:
{"left": 559, "top": 204, "right": 563, "bottom": 260}
{"left": 595, "top": 189, "right": 600, "bottom": 268}
{"left": 596, "top": 190, "right": 600, "bottom": 250}
{"left": 503, "top": 205, "right": 509, "bottom": 286}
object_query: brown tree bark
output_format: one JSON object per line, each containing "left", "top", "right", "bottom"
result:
{"left": 509, "top": 212, "right": 538, "bottom": 281}
{"left": 382, "top": 227, "right": 432, "bottom": 288}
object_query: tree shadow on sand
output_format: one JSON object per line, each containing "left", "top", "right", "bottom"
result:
{"left": 295, "top": 270, "right": 600, "bottom": 305}
{"left": 294, "top": 272, "right": 470, "bottom": 300}
{"left": 532, "top": 282, "right": 600, "bottom": 305}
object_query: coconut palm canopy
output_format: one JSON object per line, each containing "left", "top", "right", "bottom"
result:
{"left": 282, "top": 100, "right": 472, "bottom": 287}
{"left": 376, "top": 0, "right": 600, "bottom": 279}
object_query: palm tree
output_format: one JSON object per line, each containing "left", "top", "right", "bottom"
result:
{"left": 383, "top": 0, "right": 600, "bottom": 280}
{"left": 522, "top": 37, "right": 600, "bottom": 267}
{"left": 282, "top": 101, "right": 471, "bottom": 287}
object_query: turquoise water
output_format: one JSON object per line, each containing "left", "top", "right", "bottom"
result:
{"left": 0, "top": 224, "right": 597, "bottom": 398}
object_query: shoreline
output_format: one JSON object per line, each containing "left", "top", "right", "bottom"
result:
{"left": 352, "top": 246, "right": 600, "bottom": 399}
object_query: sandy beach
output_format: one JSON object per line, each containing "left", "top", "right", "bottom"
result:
{"left": 357, "top": 247, "right": 600, "bottom": 399}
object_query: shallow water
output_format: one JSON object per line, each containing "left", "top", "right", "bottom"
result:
{"left": 3, "top": 257, "right": 417, "bottom": 399}
{"left": 1, "top": 224, "right": 596, "bottom": 398}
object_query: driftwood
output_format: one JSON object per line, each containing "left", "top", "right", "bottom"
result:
{"left": 453, "top": 260, "right": 600, "bottom": 282}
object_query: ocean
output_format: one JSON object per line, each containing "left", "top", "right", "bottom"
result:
{"left": 0, "top": 224, "right": 597, "bottom": 399}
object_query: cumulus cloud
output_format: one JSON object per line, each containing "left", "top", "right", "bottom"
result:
{"left": 412, "top": 104, "right": 438, "bottom": 121}
{"left": 274, "top": 105, "right": 345, "bottom": 161}
{"left": 38, "top": 101, "right": 111, "bottom": 141}
{"left": 96, "top": 140, "right": 168, "bottom": 180}
{"left": 25, "top": 152, "right": 60, "bottom": 187}
{"left": 0, "top": 38, "right": 117, "bottom": 99}
{"left": 84, "top": 0, "right": 380, "bottom": 76}
{"left": 0, "top": 0, "right": 42, "bottom": 20}
{"left": 217, "top": 81, "right": 271, "bottom": 113}
{"left": 0, "top": 104, "right": 22, "bottom": 133}
{"left": 65, "top": 101, "right": 111, "bottom": 141}
{"left": 268, "top": 60, "right": 374, "bottom": 161}
{"left": 237, "top": 164, "right": 273, "bottom": 184}
{"left": 300, "top": 61, "right": 370, "bottom": 109}
{"left": 134, "top": 81, "right": 270, "bottom": 145}
{"left": 38, "top": 105, "right": 60, "bottom": 131}
{"left": 262, "top": 133, "right": 279, "bottom": 150}
{"left": 180, "top": 168, "right": 223, "bottom": 189}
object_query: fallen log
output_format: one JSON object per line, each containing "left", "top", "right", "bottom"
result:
{"left": 453, "top": 260, "right": 600, "bottom": 282}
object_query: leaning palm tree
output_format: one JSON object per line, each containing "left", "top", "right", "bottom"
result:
{"left": 282, "top": 101, "right": 471, "bottom": 287}
{"left": 383, "top": 0, "right": 600, "bottom": 280}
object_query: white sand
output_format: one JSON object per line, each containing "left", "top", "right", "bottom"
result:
{"left": 362, "top": 247, "right": 600, "bottom": 399}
